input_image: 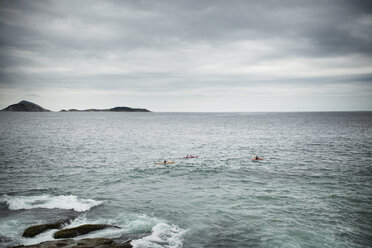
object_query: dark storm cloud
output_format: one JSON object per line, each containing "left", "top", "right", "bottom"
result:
{"left": 0, "top": 0, "right": 371, "bottom": 111}
{"left": 1, "top": 0, "right": 372, "bottom": 54}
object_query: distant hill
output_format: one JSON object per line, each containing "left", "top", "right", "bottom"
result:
{"left": 1, "top": 101, "right": 151, "bottom": 112}
{"left": 60, "top": 107, "right": 151, "bottom": 112}
{"left": 1, "top": 100, "right": 50, "bottom": 112}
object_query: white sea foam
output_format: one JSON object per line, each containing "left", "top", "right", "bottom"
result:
{"left": 131, "top": 223, "right": 187, "bottom": 248}
{"left": 0, "top": 194, "right": 103, "bottom": 212}
{"left": 124, "top": 214, "right": 161, "bottom": 233}
{"left": 0, "top": 209, "right": 186, "bottom": 247}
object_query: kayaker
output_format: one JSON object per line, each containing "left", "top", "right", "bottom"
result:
{"left": 164, "top": 159, "right": 167, "bottom": 163}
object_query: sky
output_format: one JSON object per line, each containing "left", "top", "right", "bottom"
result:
{"left": 0, "top": 0, "right": 371, "bottom": 112}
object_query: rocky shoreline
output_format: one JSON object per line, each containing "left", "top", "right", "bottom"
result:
{"left": 12, "top": 238, "right": 132, "bottom": 248}
{"left": 12, "top": 222, "right": 133, "bottom": 248}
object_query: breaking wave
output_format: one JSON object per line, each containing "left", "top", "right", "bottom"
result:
{"left": 0, "top": 194, "right": 103, "bottom": 212}
{"left": 131, "top": 223, "right": 187, "bottom": 248}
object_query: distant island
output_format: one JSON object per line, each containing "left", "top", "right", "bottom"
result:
{"left": 1, "top": 101, "right": 151, "bottom": 112}
{"left": 60, "top": 107, "right": 150, "bottom": 112}
{"left": 1, "top": 100, "right": 50, "bottom": 112}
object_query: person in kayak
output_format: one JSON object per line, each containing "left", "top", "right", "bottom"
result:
{"left": 253, "top": 154, "right": 260, "bottom": 160}
{"left": 164, "top": 159, "right": 167, "bottom": 163}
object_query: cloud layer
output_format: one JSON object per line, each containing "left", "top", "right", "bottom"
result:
{"left": 0, "top": 0, "right": 371, "bottom": 111}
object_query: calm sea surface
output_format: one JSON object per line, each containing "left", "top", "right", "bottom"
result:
{"left": 0, "top": 112, "right": 371, "bottom": 248}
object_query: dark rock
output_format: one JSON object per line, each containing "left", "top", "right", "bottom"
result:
{"left": 1, "top": 100, "right": 50, "bottom": 112}
{"left": 23, "top": 224, "right": 58, "bottom": 238}
{"left": 12, "top": 238, "right": 132, "bottom": 248}
{"left": 53, "top": 224, "right": 120, "bottom": 239}
{"left": 23, "top": 219, "right": 72, "bottom": 238}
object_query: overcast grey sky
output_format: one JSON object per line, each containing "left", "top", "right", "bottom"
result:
{"left": 0, "top": 0, "right": 371, "bottom": 111}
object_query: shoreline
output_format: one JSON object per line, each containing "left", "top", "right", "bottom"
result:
{"left": 12, "top": 238, "right": 133, "bottom": 248}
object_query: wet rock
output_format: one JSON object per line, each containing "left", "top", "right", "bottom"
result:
{"left": 53, "top": 224, "right": 120, "bottom": 239}
{"left": 12, "top": 238, "right": 132, "bottom": 248}
{"left": 23, "top": 219, "right": 72, "bottom": 238}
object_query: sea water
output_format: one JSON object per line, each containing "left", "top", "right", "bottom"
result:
{"left": 0, "top": 112, "right": 371, "bottom": 248}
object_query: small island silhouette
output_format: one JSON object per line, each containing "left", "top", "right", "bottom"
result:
{"left": 1, "top": 101, "right": 151, "bottom": 112}
{"left": 1, "top": 100, "right": 50, "bottom": 112}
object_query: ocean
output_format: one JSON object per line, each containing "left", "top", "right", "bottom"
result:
{"left": 0, "top": 112, "right": 371, "bottom": 248}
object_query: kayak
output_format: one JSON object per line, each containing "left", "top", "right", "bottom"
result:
{"left": 183, "top": 156, "right": 198, "bottom": 159}
{"left": 252, "top": 158, "right": 264, "bottom": 161}
{"left": 155, "top": 162, "right": 176, "bottom": 164}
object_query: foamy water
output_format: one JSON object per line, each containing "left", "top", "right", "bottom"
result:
{"left": 1, "top": 194, "right": 103, "bottom": 212}
{"left": 131, "top": 223, "right": 187, "bottom": 248}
